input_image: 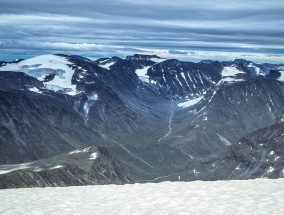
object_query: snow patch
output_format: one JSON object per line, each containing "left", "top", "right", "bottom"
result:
{"left": 193, "top": 169, "right": 200, "bottom": 175}
{"left": 247, "top": 63, "right": 262, "bottom": 75}
{"left": 68, "top": 147, "right": 91, "bottom": 155}
{"left": 222, "top": 66, "right": 244, "bottom": 77}
{"left": 89, "top": 152, "right": 98, "bottom": 160}
{"left": 83, "top": 92, "right": 98, "bottom": 123}
{"left": 178, "top": 96, "right": 204, "bottom": 108}
{"left": 135, "top": 66, "right": 151, "bottom": 83}
{"left": 0, "top": 54, "right": 77, "bottom": 95}
{"left": 217, "top": 133, "right": 232, "bottom": 146}
{"left": 150, "top": 57, "right": 166, "bottom": 63}
{"left": 99, "top": 61, "right": 115, "bottom": 70}
{"left": 49, "top": 165, "right": 64, "bottom": 170}
{"left": 0, "top": 162, "right": 33, "bottom": 175}
{"left": 29, "top": 87, "right": 42, "bottom": 94}
{"left": 277, "top": 71, "right": 284, "bottom": 82}
{"left": 267, "top": 166, "right": 274, "bottom": 173}
{"left": 222, "top": 77, "right": 244, "bottom": 83}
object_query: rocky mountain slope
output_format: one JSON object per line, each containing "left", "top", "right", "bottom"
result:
{"left": 0, "top": 53, "right": 283, "bottom": 188}
{"left": 0, "top": 146, "right": 131, "bottom": 189}
{"left": 180, "top": 120, "right": 284, "bottom": 181}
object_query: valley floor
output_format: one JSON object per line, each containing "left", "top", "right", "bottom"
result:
{"left": 0, "top": 179, "right": 283, "bottom": 215}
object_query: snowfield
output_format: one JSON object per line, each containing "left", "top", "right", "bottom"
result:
{"left": 0, "top": 54, "right": 77, "bottom": 95}
{"left": 0, "top": 179, "right": 283, "bottom": 215}
{"left": 178, "top": 96, "right": 204, "bottom": 108}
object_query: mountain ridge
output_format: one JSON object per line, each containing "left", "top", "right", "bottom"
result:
{"left": 0, "top": 53, "right": 283, "bottom": 188}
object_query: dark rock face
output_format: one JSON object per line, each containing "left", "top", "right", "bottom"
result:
{"left": 0, "top": 54, "right": 283, "bottom": 188}
{"left": 0, "top": 87, "right": 105, "bottom": 164}
{"left": 160, "top": 77, "right": 284, "bottom": 160}
{"left": 0, "top": 71, "right": 44, "bottom": 90}
{"left": 267, "top": 70, "right": 282, "bottom": 79}
{"left": 125, "top": 54, "right": 163, "bottom": 61}
{"left": 0, "top": 147, "right": 132, "bottom": 189}
{"left": 147, "top": 60, "right": 223, "bottom": 99}
{"left": 180, "top": 121, "right": 284, "bottom": 181}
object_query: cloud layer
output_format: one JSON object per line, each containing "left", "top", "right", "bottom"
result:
{"left": 0, "top": 0, "right": 283, "bottom": 63}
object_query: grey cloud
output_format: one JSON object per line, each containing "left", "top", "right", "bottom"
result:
{"left": 168, "top": 50, "right": 188, "bottom": 55}
{"left": 0, "top": 0, "right": 283, "bottom": 63}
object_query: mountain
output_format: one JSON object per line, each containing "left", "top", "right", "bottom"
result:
{"left": 125, "top": 54, "right": 165, "bottom": 62}
{"left": 0, "top": 146, "right": 131, "bottom": 189}
{"left": 0, "top": 71, "right": 106, "bottom": 164}
{"left": 165, "top": 77, "right": 284, "bottom": 158}
{"left": 180, "top": 120, "right": 284, "bottom": 181}
{"left": 93, "top": 56, "right": 122, "bottom": 70}
{"left": 0, "top": 54, "right": 189, "bottom": 184}
{"left": 222, "top": 59, "right": 284, "bottom": 76}
{"left": 0, "top": 53, "right": 283, "bottom": 188}
{"left": 147, "top": 59, "right": 223, "bottom": 99}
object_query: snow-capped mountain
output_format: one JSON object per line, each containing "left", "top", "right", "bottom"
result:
{"left": 147, "top": 59, "right": 223, "bottom": 99}
{"left": 0, "top": 54, "right": 80, "bottom": 95}
{"left": 168, "top": 77, "right": 284, "bottom": 159}
{"left": 93, "top": 56, "right": 121, "bottom": 70}
{"left": 222, "top": 59, "right": 284, "bottom": 76}
{"left": 0, "top": 53, "right": 283, "bottom": 188}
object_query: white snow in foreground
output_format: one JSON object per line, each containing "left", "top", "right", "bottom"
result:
{"left": 0, "top": 54, "right": 77, "bottom": 95}
{"left": 135, "top": 66, "right": 151, "bottom": 83}
{"left": 178, "top": 96, "right": 203, "bottom": 108}
{"left": 0, "top": 179, "right": 283, "bottom": 215}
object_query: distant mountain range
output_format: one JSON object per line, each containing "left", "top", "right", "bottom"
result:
{"left": 0, "top": 53, "right": 283, "bottom": 188}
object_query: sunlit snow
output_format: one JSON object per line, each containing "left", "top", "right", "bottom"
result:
{"left": 150, "top": 57, "right": 166, "bottom": 63}
{"left": 48, "top": 165, "right": 64, "bottom": 170}
{"left": 0, "top": 179, "right": 283, "bottom": 215}
{"left": 247, "top": 63, "right": 262, "bottom": 75}
{"left": 29, "top": 87, "right": 42, "bottom": 94}
{"left": 0, "top": 162, "right": 34, "bottom": 175}
{"left": 277, "top": 71, "right": 284, "bottom": 82}
{"left": 222, "top": 66, "right": 244, "bottom": 77}
{"left": 99, "top": 61, "right": 115, "bottom": 70}
{"left": 217, "top": 133, "right": 232, "bottom": 146}
{"left": 0, "top": 54, "right": 77, "bottom": 95}
{"left": 178, "top": 96, "right": 204, "bottom": 108}
{"left": 135, "top": 66, "right": 151, "bottom": 83}
{"left": 221, "top": 66, "right": 245, "bottom": 83}
{"left": 68, "top": 147, "right": 91, "bottom": 155}
{"left": 89, "top": 152, "right": 98, "bottom": 160}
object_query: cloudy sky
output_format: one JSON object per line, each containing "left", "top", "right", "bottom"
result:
{"left": 0, "top": 0, "right": 284, "bottom": 63}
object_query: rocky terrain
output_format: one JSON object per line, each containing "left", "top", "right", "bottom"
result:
{"left": 0, "top": 53, "right": 283, "bottom": 188}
